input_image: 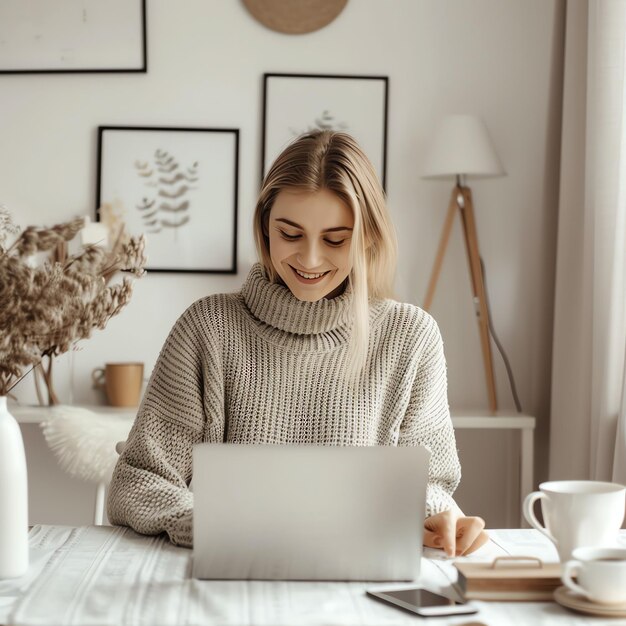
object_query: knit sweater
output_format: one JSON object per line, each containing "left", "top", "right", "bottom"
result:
{"left": 107, "top": 263, "right": 461, "bottom": 548}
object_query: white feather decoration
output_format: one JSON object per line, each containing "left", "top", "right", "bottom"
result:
{"left": 40, "top": 406, "right": 133, "bottom": 483}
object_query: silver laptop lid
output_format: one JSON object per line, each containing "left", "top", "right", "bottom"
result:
{"left": 192, "top": 444, "right": 430, "bottom": 581}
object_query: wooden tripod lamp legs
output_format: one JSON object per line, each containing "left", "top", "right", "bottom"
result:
{"left": 423, "top": 190, "right": 458, "bottom": 311}
{"left": 423, "top": 185, "right": 498, "bottom": 412}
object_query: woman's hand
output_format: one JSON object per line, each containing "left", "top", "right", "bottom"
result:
{"left": 423, "top": 507, "right": 488, "bottom": 557}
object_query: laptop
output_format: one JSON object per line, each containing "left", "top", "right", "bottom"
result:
{"left": 192, "top": 444, "right": 431, "bottom": 581}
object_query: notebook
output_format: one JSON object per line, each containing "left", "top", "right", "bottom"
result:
{"left": 192, "top": 443, "right": 431, "bottom": 581}
{"left": 454, "top": 556, "right": 562, "bottom": 601}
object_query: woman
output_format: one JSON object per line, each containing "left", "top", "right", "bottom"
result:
{"left": 108, "top": 130, "right": 488, "bottom": 557}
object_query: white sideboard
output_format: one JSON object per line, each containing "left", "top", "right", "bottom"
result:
{"left": 451, "top": 411, "right": 535, "bottom": 523}
{"left": 11, "top": 405, "right": 137, "bottom": 423}
{"left": 11, "top": 404, "right": 535, "bottom": 527}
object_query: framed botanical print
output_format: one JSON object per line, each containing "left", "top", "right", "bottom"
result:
{"left": 0, "top": 0, "right": 146, "bottom": 73}
{"left": 262, "top": 73, "right": 389, "bottom": 189}
{"left": 96, "top": 126, "right": 239, "bottom": 274}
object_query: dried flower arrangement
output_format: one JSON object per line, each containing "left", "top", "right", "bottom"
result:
{"left": 0, "top": 205, "right": 147, "bottom": 404}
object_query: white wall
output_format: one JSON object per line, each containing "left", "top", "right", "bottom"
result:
{"left": 2, "top": 0, "right": 565, "bottom": 527}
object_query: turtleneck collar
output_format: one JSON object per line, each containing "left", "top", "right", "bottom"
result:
{"left": 240, "top": 263, "right": 355, "bottom": 335}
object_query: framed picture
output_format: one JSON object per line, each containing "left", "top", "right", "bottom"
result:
{"left": 0, "top": 0, "right": 146, "bottom": 74}
{"left": 97, "top": 126, "right": 239, "bottom": 274}
{"left": 262, "top": 73, "right": 389, "bottom": 189}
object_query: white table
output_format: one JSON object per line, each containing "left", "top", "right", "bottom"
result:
{"left": 1, "top": 527, "right": 624, "bottom": 625}
{"left": 11, "top": 405, "right": 536, "bottom": 527}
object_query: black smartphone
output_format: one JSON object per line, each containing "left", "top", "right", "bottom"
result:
{"left": 366, "top": 587, "right": 478, "bottom": 617}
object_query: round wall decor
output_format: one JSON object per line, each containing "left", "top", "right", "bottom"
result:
{"left": 242, "top": 0, "right": 348, "bottom": 35}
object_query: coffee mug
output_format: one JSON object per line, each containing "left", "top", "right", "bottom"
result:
{"left": 92, "top": 362, "right": 144, "bottom": 407}
{"left": 523, "top": 480, "right": 625, "bottom": 561}
{"left": 562, "top": 547, "right": 626, "bottom": 604}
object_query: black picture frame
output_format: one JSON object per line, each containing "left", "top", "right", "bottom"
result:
{"left": 96, "top": 126, "right": 239, "bottom": 274}
{"left": 262, "top": 72, "right": 389, "bottom": 189}
{"left": 0, "top": 0, "right": 147, "bottom": 74}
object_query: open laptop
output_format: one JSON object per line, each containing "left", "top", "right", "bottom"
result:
{"left": 192, "top": 444, "right": 430, "bottom": 581}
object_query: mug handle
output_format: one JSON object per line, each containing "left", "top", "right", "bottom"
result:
{"left": 562, "top": 560, "right": 589, "bottom": 599}
{"left": 92, "top": 367, "right": 106, "bottom": 391}
{"left": 522, "top": 491, "right": 557, "bottom": 544}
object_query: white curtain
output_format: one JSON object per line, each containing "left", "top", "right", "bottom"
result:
{"left": 549, "top": 0, "right": 626, "bottom": 484}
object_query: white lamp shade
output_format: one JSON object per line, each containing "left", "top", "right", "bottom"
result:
{"left": 422, "top": 114, "right": 505, "bottom": 178}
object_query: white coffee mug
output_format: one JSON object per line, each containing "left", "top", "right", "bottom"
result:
{"left": 562, "top": 547, "right": 626, "bottom": 604}
{"left": 523, "top": 480, "right": 625, "bottom": 561}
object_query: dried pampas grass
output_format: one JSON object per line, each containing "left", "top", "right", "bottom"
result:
{"left": 0, "top": 206, "right": 147, "bottom": 401}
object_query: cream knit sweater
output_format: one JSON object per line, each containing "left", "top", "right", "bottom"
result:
{"left": 108, "top": 263, "right": 461, "bottom": 547}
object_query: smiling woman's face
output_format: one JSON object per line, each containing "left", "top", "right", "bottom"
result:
{"left": 268, "top": 188, "right": 355, "bottom": 302}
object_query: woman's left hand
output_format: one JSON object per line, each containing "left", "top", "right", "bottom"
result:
{"left": 423, "top": 507, "right": 488, "bottom": 557}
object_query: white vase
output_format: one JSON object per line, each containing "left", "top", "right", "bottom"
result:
{"left": 0, "top": 396, "right": 29, "bottom": 578}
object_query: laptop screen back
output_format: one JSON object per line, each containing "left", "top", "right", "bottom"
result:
{"left": 192, "top": 444, "right": 430, "bottom": 581}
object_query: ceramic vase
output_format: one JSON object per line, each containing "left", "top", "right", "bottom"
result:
{"left": 0, "top": 396, "right": 29, "bottom": 578}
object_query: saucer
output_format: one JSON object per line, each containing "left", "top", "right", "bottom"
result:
{"left": 554, "top": 586, "right": 626, "bottom": 617}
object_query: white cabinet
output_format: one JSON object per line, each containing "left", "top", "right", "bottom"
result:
{"left": 11, "top": 404, "right": 535, "bottom": 527}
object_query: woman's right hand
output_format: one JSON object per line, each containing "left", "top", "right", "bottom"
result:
{"left": 423, "top": 508, "right": 488, "bottom": 557}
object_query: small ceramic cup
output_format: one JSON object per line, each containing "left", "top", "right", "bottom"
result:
{"left": 562, "top": 547, "right": 626, "bottom": 604}
{"left": 92, "top": 362, "right": 144, "bottom": 407}
{"left": 523, "top": 480, "right": 625, "bottom": 561}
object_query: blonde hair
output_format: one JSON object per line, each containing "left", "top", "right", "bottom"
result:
{"left": 253, "top": 130, "right": 398, "bottom": 380}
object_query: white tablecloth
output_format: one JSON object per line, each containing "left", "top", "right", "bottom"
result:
{"left": 1, "top": 526, "right": 626, "bottom": 625}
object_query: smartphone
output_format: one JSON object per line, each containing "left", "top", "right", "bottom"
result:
{"left": 366, "top": 587, "right": 478, "bottom": 617}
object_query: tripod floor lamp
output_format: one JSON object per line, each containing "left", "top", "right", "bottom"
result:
{"left": 422, "top": 114, "right": 505, "bottom": 412}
